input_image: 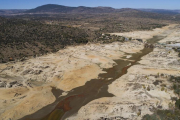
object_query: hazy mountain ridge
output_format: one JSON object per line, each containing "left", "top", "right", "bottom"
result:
{"left": 0, "top": 4, "right": 180, "bottom": 16}
{"left": 24, "top": 4, "right": 138, "bottom": 14}
{"left": 24, "top": 4, "right": 180, "bottom": 15}
{"left": 0, "top": 9, "right": 27, "bottom": 15}
{"left": 138, "top": 9, "right": 180, "bottom": 15}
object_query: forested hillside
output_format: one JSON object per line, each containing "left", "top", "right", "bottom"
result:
{"left": 0, "top": 17, "right": 89, "bottom": 63}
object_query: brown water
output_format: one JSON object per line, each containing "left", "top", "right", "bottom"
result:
{"left": 20, "top": 36, "right": 165, "bottom": 120}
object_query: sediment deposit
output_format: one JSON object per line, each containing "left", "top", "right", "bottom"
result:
{"left": 0, "top": 38, "right": 143, "bottom": 120}
{"left": 67, "top": 24, "right": 180, "bottom": 120}
{"left": 0, "top": 24, "right": 179, "bottom": 120}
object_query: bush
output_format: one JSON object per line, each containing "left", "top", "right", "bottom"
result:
{"left": 161, "top": 87, "right": 165, "bottom": 91}
{"left": 175, "top": 99, "right": 180, "bottom": 109}
{"left": 147, "top": 86, "right": 150, "bottom": 91}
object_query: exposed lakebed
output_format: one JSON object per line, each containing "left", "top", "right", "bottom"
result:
{"left": 20, "top": 36, "right": 166, "bottom": 120}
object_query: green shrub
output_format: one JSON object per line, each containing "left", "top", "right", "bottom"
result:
{"left": 175, "top": 99, "right": 180, "bottom": 109}
{"left": 161, "top": 87, "right": 165, "bottom": 91}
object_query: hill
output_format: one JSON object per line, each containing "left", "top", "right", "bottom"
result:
{"left": 0, "top": 4, "right": 179, "bottom": 63}
{"left": 24, "top": 4, "right": 136, "bottom": 14}
{"left": 23, "top": 4, "right": 180, "bottom": 22}
{"left": 0, "top": 17, "right": 90, "bottom": 63}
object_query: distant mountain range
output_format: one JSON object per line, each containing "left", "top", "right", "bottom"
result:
{"left": 138, "top": 9, "right": 180, "bottom": 15}
{"left": 24, "top": 4, "right": 137, "bottom": 14}
{"left": 0, "top": 4, "right": 180, "bottom": 15}
{"left": 24, "top": 4, "right": 180, "bottom": 15}
{"left": 0, "top": 9, "right": 27, "bottom": 15}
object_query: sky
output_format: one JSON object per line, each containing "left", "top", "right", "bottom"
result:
{"left": 0, "top": 0, "right": 179, "bottom": 10}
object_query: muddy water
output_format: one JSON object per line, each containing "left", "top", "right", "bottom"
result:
{"left": 21, "top": 36, "right": 165, "bottom": 120}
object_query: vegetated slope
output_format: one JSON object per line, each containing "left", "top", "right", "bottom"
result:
{"left": 0, "top": 12, "right": 172, "bottom": 63}
{"left": 0, "top": 5, "right": 178, "bottom": 63}
{"left": 22, "top": 4, "right": 180, "bottom": 33}
{"left": 0, "top": 17, "right": 89, "bottom": 63}
{"left": 15, "top": 10, "right": 171, "bottom": 33}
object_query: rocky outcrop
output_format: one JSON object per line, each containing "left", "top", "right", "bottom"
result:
{"left": 144, "top": 43, "right": 154, "bottom": 48}
{"left": 0, "top": 81, "right": 6, "bottom": 88}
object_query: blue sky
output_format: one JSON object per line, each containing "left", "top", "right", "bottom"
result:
{"left": 0, "top": 0, "right": 179, "bottom": 9}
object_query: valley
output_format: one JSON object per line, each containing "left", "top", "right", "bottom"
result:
{"left": 0, "top": 24, "right": 180, "bottom": 120}
{"left": 1, "top": 3, "right": 180, "bottom": 120}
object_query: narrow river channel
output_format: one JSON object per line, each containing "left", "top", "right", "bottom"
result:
{"left": 21, "top": 35, "right": 166, "bottom": 120}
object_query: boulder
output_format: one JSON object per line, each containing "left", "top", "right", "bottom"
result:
{"left": 34, "top": 70, "right": 43, "bottom": 75}
{"left": 22, "top": 69, "right": 34, "bottom": 75}
{"left": 9, "top": 81, "right": 17, "bottom": 86}
{"left": 6, "top": 83, "right": 12, "bottom": 88}
{"left": 14, "top": 93, "right": 21, "bottom": 97}
{"left": 0, "top": 82, "right": 6, "bottom": 88}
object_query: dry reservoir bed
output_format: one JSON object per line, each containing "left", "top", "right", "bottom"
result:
{"left": 0, "top": 24, "right": 179, "bottom": 120}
